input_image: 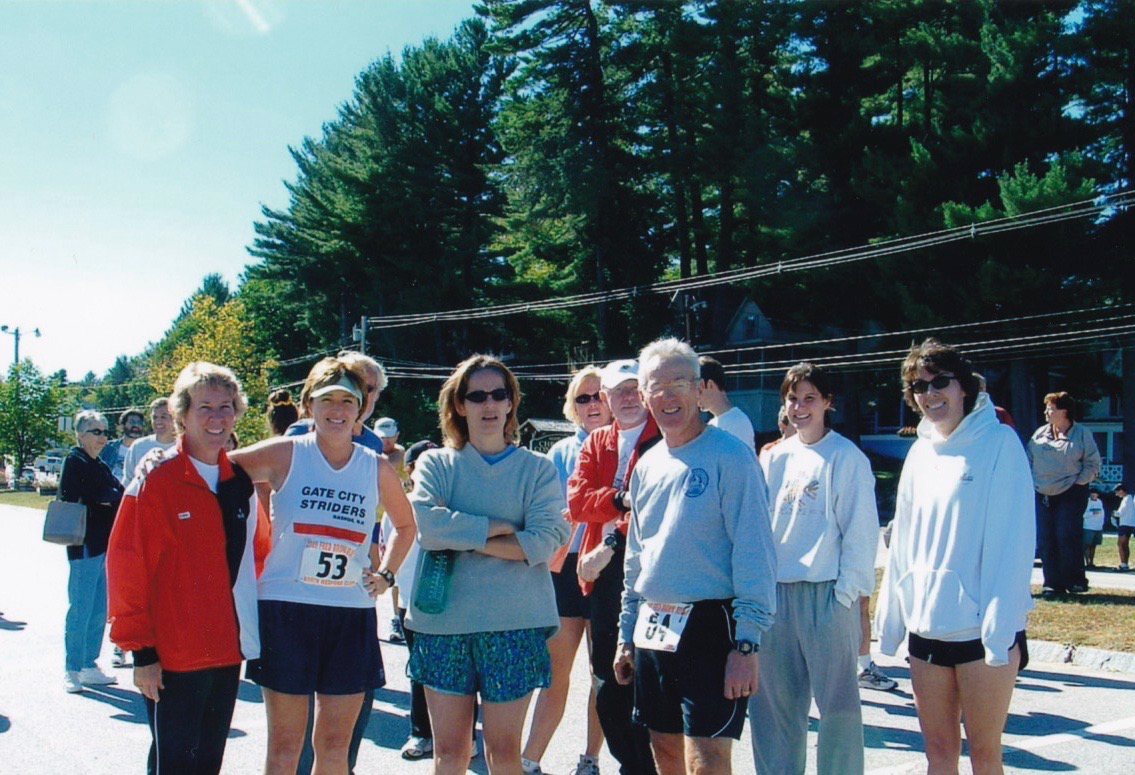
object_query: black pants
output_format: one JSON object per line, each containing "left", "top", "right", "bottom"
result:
{"left": 398, "top": 607, "right": 477, "bottom": 742}
{"left": 588, "top": 547, "right": 657, "bottom": 775}
{"left": 1037, "top": 484, "right": 1090, "bottom": 592}
{"left": 144, "top": 665, "right": 240, "bottom": 775}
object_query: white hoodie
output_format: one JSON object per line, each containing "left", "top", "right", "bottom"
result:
{"left": 875, "top": 393, "right": 1034, "bottom": 666}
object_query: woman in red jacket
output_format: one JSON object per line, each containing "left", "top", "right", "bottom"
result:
{"left": 107, "top": 362, "right": 262, "bottom": 775}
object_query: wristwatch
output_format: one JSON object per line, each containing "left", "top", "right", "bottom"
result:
{"left": 734, "top": 639, "right": 757, "bottom": 655}
{"left": 603, "top": 532, "right": 621, "bottom": 550}
{"left": 376, "top": 568, "right": 395, "bottom": 586}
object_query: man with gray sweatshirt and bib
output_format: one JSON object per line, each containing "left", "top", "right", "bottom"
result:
{"left": 615, "top": 337, "right": 777, "bottom": 775}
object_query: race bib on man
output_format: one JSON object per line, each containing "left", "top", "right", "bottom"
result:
{"left": 298, "top": 540, "right": 363, "bottom": 587}
{"left": 633, "top": 602, "right": 693, "bottom": 652}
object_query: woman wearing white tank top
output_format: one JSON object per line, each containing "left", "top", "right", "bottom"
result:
{"left": 231, "top": 356, "right": 415, "bottom": 774}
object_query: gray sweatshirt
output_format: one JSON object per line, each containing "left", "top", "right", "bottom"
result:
{"left": 1027, "top": 422, "right": 1101, "bottom": 496}
{"left": 406, "top": 445, "right": 570, "bottom": 636}
{"left": 619, "top": 425, "right": 777, "bottom": 645}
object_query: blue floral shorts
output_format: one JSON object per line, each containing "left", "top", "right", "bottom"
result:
{"left": 408, "top": 627, "right": 552, "bottom": 703}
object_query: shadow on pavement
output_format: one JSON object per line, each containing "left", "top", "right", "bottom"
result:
{"left": 79, "top": 685, "right": 148, "bottom": 725}
{"left": 361, "top": 688, "right": 412, "bottom": 752}
{"left": 1001, "top": 747, "right": 1076, "bottom": 771}
{"left": 1021, "top": 668, "right": 1135, "bottom": 691}
{"left": 0, "top": 713, "right": 9, "bottom": 734}
{"left": 238, "top": 679, "right": 264, "bottom": 704}
{"left": 863, "top": 723, "right": 926, "bottom": 753}
{"left": 0, "top": 613, "right": 27, "bottom": 630}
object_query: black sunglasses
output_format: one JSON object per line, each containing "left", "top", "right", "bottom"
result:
{"left": 464, "top": 388, "right": 510, "bottom": 404}
{"left": 909, "top": 374, "right": 956, "bottom": 394}
{"left": 574, "top": 392, "right": 602, "bottom": 405}
{"left": 83, "top": 428, "right": 108, "bottom": 436}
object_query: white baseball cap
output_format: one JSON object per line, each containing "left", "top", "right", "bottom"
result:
{"left": 374, "top": 417, "right": 399, "bottom": 438}
{"left": 600, "top": 359, "right": 639, "bottom": 390}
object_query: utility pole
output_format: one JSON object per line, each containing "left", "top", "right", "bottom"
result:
{"left": 0, "top": 325, "right": 40, "bottom": 365}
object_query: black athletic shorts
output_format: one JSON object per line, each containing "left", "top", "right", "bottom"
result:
{"left": 633, "top": 598, "right": 746, "bottom": 740}
{"left": 246, "top": 600, "right": 385, "bottom": 695}
{"left": 908, "top": 630, "right": 1029, "bottom": 672}
{"left": 552, "top": 552, "right": 587, "bottom": 619}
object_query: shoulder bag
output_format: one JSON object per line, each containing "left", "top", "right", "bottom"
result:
{"left": 43, "top": 500, "right": 87, "bottom": 546}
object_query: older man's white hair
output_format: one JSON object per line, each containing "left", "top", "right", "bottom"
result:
{"left": 637, "top": 337, "right": 700, "bottom": 385}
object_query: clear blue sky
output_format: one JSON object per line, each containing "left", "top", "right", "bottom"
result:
{"left": 0, "top": 0, "right": 479, "bottom": 379}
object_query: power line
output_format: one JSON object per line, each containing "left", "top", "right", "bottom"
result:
{"left": 361, "top": 191, "right": 1132, "bottom": 330}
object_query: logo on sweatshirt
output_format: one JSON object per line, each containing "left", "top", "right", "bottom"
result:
{"left": 685, "top": 468, "right": 709, "bottom": 498}
{"left": 178, "top": 511, "right": 191, "bottom": 520}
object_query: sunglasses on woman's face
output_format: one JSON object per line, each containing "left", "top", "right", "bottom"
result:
{"left": 574, "top": 392, "right": 602, "bottom": 405}
{"left": 909, "top": 374, "right": 956, "bottom": 394}
{"left": 464, "top": 388, "right": 510, "bottom": 404}
{"left": 83, "top": 428, "right": 108, "bottom": 436}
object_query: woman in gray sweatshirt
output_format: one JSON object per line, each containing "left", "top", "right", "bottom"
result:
{"left": 1028, "top": 391, "right": 1101, "bottom": 596}
{"left": 407, "top": 355, "right": 569, "bottom": 775}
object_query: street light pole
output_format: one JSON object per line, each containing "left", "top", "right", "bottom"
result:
{"left": 0, "top": 325, "right": 41, "bottom": 365}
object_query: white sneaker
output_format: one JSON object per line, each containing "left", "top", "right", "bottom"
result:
{"left": 521, "top": 756, "right": 543, "bottom": 774}
{"left": 78, "top": 666, "right": 117, "bottom": 686}
{"left": 400, "top": 735, "right": 433, "bottom": 760}
{"left": 573, "top": 754, "right": 601, "bottom": 775}
{"left": 111, "top": 646, "right": 128, "bottom": 668}
{"left": 64, "top": 671, "right": 85, "bottom": 693}
{"left": 858, "top": 662, "right": 897, "bottom": 692}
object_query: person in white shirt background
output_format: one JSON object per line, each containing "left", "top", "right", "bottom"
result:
{"left": 1082, "top": 489, "right": 1106, "bottom": 569}
{"left": 698, "top": 355, "right": 756, "bottom": 455}
{"left": 1114, "top": 484, "right": 1134, "bottom": 572}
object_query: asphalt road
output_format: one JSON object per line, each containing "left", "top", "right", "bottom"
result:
{"left": 2, "top": 503, "right": 1133, "bottom": 774}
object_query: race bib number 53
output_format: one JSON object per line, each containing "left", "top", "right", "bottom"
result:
{"left": 299, "top": 540, "right": 363, "bottom": 587}
{"left": 633, "top": 602, "right": 693, "bottom": 652}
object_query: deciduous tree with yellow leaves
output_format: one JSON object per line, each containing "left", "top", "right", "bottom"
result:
{"left": 148, "top": 296, "right": 276, "bottom": 446}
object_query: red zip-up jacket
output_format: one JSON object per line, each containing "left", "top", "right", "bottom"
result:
{"left": 107, "top": 440, "right": 261, "bottom": 671}
{"left": 566, "top": 414, "right": 661, "bottom": 596}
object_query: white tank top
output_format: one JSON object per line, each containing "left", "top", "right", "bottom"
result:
{"left": 259, "top": 434, "right": 380, "bottom": 608}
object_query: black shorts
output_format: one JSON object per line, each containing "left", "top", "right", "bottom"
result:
{"left": 552, "top": 553, "right": 587, "bottom": 619}
{"left": 246, "top": 600, "right": 385, "bottom": 695}
{"left": 1118, "top": 526, "right": 1134, "bottom": 539}
{"left": 908, "top": 630, "right": 1029, "bottom": 672}
{"left": 633, "top": 599, "right": 746, "bottom": 740}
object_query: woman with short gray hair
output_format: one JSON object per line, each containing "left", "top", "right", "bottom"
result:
{"left": 59, "top": 409, "right": 125, "bottom": 694}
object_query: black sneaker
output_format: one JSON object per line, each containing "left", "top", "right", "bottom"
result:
{"left": 1069, "top": 583, "right": 1089, "bottom": 594}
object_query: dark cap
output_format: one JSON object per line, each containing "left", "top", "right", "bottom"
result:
{"left": 405, "top": 439, "right": 438, "bottom": 468}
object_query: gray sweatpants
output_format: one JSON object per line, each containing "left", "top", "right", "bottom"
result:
{"left": 750, "top": 580, "right": 864, "bottom": 775}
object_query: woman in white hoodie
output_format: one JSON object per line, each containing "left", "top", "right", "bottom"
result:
{"left": 876, "top": 339, "right": 1034, "bottom": 775}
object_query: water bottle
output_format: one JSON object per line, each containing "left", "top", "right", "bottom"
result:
{"left": 413, "top": 549, "right": 455, "bottom": 615}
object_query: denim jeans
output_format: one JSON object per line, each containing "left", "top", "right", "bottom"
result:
{"left": 65, "top": 551, "right": 107, "bottom": 672}
{"left": 1037, "top": 484, "right": 1091, "bottom": 592}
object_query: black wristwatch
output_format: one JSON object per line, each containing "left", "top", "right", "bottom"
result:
{"left": 734, "top": 639, "right": 757, "bottom": 655}
{"left": 376, "top": 568, "right": 395, "bottom": 586}
{"left": 613, "top": 489, "right": 631, "bottom": 512}
{"left": 603, "top": 532, "right": 621, "bottom": 550}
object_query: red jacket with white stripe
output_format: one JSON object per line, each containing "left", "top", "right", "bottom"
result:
{"left": 566, "top": 414, "right": 661, "bottom": 596}
{"left": 107, "top": 440, "right": 261, "bottom": 671}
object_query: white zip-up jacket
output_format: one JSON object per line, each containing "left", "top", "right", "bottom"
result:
{"left": 876, "top": 393, "right": 1035, "bottom": 666}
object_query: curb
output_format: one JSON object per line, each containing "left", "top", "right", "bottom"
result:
{"left": 1029, "top": 639, "right": 1135, "bottom": 675}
